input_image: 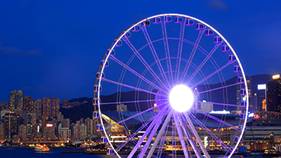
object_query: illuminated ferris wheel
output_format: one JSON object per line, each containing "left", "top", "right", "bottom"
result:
{"left": 93, "top": 13, "right": 249, "bottom": 158}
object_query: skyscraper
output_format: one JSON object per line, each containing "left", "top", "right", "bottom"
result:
{"left": 50, "top": 98, "right": 60, "bottom": 118}
{"left": 42, "top": 98, "right": 60, "bottom": 120}
{"left": 9, "top": 90, "right": 24, "bottom": 114}
{"left": 267, "top": 74, "right": 281, "bottom": 112}
{"left": 42, "top": 98, "right": 51, "bottom": 121}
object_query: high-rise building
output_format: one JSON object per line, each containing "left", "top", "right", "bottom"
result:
{"left": 50, "top": 98, "right": 60, "bottom": 118}
{"left": 18, "top": 124, "right": 27, "bottom": 141}
{"left": 0, "top": 122, "right": 5, "bottom": 142}
{"left": 43, "top": 121, "right": 57, "bottom": 141}
{"left": 9, "top": 90, "right": 24, "bottom": 114}
{"left": 3, "top": 112, "right": 18, "bottom": 142}
{"left": 85, "top": 118, "right": 94, "bottom": 137}
{"left": 80, "top": 123, "right": 87, "bottom": 140}
{"left": 267, "top": 74, "right": 281, "bottom": 112}
{"left": 34, "top": 99, "right": 43, "bottom": 122}
{"left": 23, "top": 96, "right": 35, "bottom": 113}
{"left": 42, "top": 98, "right": 51, "bottom": 121}
{"left": 26, "top": 123, "right": 34, "bottom": 140}
{"left": 61, "top": 119, "right": 70, "bottom": 128}
{"left": 71, "top": 121, "right": 80, "bottom": 142}
{"left": 58, "top": 122, "right": 71, "bottom": 142}
{"left": 42, "top": 98, "right": 60, "bottom": 120}
{"left": 71, "top": 119, "right": 89, "bottom": 142}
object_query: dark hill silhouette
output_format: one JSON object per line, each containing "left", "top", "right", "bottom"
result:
{"left": 61, "top": 74, "right": 274, "bottom": 122}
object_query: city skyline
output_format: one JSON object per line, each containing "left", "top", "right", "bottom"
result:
{"left": 0, "top": 1, "right": 281, "bottom": 101}
{"left": 0, "top": 72, "right": 281, "bottom": 156}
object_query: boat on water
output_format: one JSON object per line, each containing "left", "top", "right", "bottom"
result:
{"left": 34, "top": 144, "right": 50, "bottom": 152}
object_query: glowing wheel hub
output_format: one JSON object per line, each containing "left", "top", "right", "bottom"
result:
{"left": 169, "top": 84, "right": 194, "bottom": 113}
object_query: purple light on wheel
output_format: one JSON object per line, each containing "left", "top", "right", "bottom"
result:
{"left": 169, "top": 84, "right": 194, "bottom": 112}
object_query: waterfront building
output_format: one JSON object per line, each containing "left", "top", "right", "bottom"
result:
{"left": 241, "top": 111, "right": 281, "bottom": 153}
{"left": 58, "top": 122, "right": 71, "bottom": 142}
{"left": 0, "top": 122, "right": 5, "bottom": 143}
{"left": 43, "top": 121, "right": 57, "bottom": 141}
{"left": 3, "top": 112, "right": 18, "bottom": 142}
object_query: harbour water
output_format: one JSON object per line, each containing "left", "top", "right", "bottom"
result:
{"left": 0, "top": 147, "right": 105, "bottom": 158}
{"left": 0, "top": 147, "right": 280, "bottom": 158}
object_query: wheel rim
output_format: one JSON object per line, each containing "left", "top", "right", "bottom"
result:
{"left": 94, "top": 13, "right": 249, "bottom": 158}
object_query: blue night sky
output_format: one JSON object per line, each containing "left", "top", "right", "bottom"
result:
{"left": 0, "top": 0, "right": 281, "bottom": 101}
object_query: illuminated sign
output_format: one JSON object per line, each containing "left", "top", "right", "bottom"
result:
{"left": 257, "top": 84, "right": 266, "bottom": 90}
{"left": 46, "top": 123, "right": 53, "bottom": 128}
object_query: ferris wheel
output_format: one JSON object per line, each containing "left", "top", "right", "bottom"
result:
{"left": 94, "top": 13, "right": 249, "bottom": 158}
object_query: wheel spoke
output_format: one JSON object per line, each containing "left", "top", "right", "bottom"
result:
{"left": 192, "top": 61, "right": 233, "bottom": 88}
{"left": 123, "top": 36, "right": 169, "bottom": 90}
{"left": 156, "top": 122, "right": 169, "bottom": 157}
{"left": 110, "top": 55, "right": 166, "bottom": 93}
{"left": 172, "top": 118, "right": 177, "bottom": 158}
{"left": 116, "top": 116, "right": 153, "bottom": 152}
{"left": 127, "top": 108, "right": 167, "bottom": 158}
{"left": 198, "top": 82, "right": 243, "bottom": 94}
{"left": 190, "top": 113, "right": 232, "bottom": 152}
{"left": 141, "top": 26, "right": 170, "bottom": 87}
{"left": 102, "top": 78, "right": 163, "bottom": 96}
{"left": 181, "top": 30, "right": 205, "bottom": 80}
{"left": 118, "top": 107, "right": 153, "bottom": 124}
{"left": 188, "top": 43, "right": 222, "bottom": 82}
{"left": 138, "top": 111, "right": 169, "bottom": 158}
{"left": 146, "top": 112, "right": 173, "bottom": 158}
{"left": 178, "top": 115, "right": 202, "bottom": 157}
{"left": 176, "top": 18, "right": 186, "bottom": 80}
{"left": 117, "top": 107, "right": 167, "bottom": 152}
{"left": 198, "top": 112, "right": 236, "bottom": 128}
{"left": 100, "top": 99, "right": 164, "bottom": 105}
{"left": 183, "top": 113, "right": 211, "bottom": 158}
{"left": 197, "top": 100, "right": 245, "bottom": 108}
{"left": 173, "top": 114, "right": 190, "bottom": 158}
{"left": 161, "top": 17, "right": 173, "bottom": 82}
